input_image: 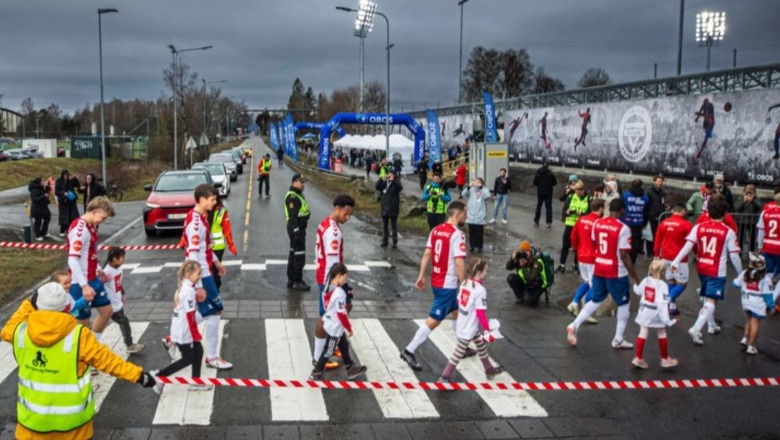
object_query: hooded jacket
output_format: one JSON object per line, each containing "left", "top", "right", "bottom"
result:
{"left": 598, "top": 181, "right": 620, "bottom": 217}
{"left": 463, "top": 184, "right": 491, "bottom": 225}
{"left": 532, "top": 165, "right": 557, "bottom": 197}
{"left": 2, "top": 300, "right": 143, "bottom": 440}
{"left": 28, "top": 180, "right": 50, "bottom": 217}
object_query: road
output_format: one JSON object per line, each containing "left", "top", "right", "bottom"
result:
{"left": 0, "top": 136, "right": 779, "bottom": 439}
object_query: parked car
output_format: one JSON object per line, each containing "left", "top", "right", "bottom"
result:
{"left": 142, "top": 169, "right": 217, "bottom": 236}
{"left": 0, "top": 151, "right": 8, "bottom": 162}
{"left": 231, "top": 146, "right": 247, "bottom": 165}
{"left": 192, "top": 162, "right": 230, "bottom": 197}
{"left": 57, "top": 147, "right": 67, "bottom": 157}
{"left": 4, "top": 149, "right": 27, "bottom": 160}
{"left": 22, "top": 148, "right": 43, "bottom": 158}
{"left": 208, "top": 153, "right": 238, "bottom": 181}
{"left": 226, "top": 149, "right": 244, "bottom": 173}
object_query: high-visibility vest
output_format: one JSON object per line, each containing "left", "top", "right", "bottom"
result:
{"left": 211, "top": 208, "right": 226, "bottom": 251}
{"left": 284, "top": 191, "right": 310, "bottom": 222}
{"left": 260, "top": 159, "right": 271, "bottom": 174}
{"left": 565, "top": 194, "right": 590, "bottom": 226}
{"left": 517, "top": 258, "right": 549, "bottom": 289}
{"left": 425, "top": 184, "right": 447, "bottom": 214}
{"left": 13, "top": 322, "right": 94, "bottom": 433}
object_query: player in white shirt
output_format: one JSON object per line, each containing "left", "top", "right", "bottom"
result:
{"left": 631, "top": 260, "right": 678, "bottom": 369}
{"left": 101, "top": 247, "right": 144, "bottom": 354}
{"left": 438, "top": 259, "right": 504, "bottom": 382}
{"left": 671, "top": 200, "right": 742, "bottom": 346}
{"left": 733, "top": 253, "right": 774, "bottom": 355}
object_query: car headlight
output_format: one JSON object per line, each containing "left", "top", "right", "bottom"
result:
{"left": 145, "top": 203, "right": 161, "bottom": 209}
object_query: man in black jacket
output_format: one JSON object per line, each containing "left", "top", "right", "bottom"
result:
{"left": 416, "top": 157, "right": 428, "bottom": 190}
{"left": 532, "top": 163, "right": 557, "bottom": 227}
{"left": 645, "top": 175, "right": 666, "bottom": 257}
{"left": 375, "top": 169, "right": 403, "bottom": 248}
{"left": 54, "top": 169, "right": 80, "bottom": 236}
{"left": 28, "top": 177, "right": 51, "bottom": 241}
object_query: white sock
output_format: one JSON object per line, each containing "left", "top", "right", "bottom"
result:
{"left": 205, "top": 315, "right": 220, "bottom": 359}
{"left": 405, "top": 325, "right": 432, "bottom": 353}
{"left": 707, "top": 309, "right": 717, "bottom": 328}
{"left": 614, "top": 304, "right": 630, "bottom": 342}
{"left": 94, "top": 332, "right": 102, "bottom": 342}
{"left": 451, "top": 319, "right": 457, "bottom": 331}
{"left": 692, "top": 302, "right": 714, "bottom": 333}
{"left": 313, "top": 337, "right": 326, "bottom": 361}
{"left": 572, "top": 301, "right": 601, "bottom": 329}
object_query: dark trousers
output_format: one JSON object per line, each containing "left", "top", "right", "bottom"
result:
{"left": 468, "top": 223, "right": 484, "bottom": 251}
{"left": 418, "top": 174, "right": 427, "bottom": 191}
{"left": 560, "top": 225, "right": 578, "bottom": 266}
{"left": 313, "top": 334, "right": 353, "bottom": 373}
{"left": 738, "top": 223, "right": 758, "bottom": 252}
{"left": 287, "top": 227, "right": 306, "bottom": 284}
{"left": 33, "top": 210, "right": 51, "bottom": 238}
{"left": 506, "top": 273, "right": 543, "bottom": 305}
{"left": 646, "top": 220, "right": 659, "bottom": 257}
{"left": 59, "top": 203, "right": 79, "bottom": 233}
{"left": 212, "top": 249, "right": 225, "bottom": 289}
{"left": 534, "top": 194, "right": 553, "bottom": 225}
{"left": 158, "top": 341, "right": 203, "bottom": 378}
{"left": 110, "top": 309, "right": 134, "bottom": 346}
{"left": 258, "top": 175, "right": 270, "bottom": 196}
{"left": 629, "top": 225, "right": 644, "bottom": 264}
{"left": 427, "top": 213, "right": 446, "bottom": 231}
{"left": 382, "top": 216, "right": 398, "bottom": 245}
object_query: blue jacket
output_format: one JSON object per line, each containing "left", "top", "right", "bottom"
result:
{"left": 622, "top": 189, "right": 648, "bottom": 227}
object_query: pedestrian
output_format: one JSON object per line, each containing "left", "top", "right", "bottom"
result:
{"left": 416, "top": 157, "right": 428, "bottom": 191}
{"left": 376, "top": 169, "right": 403, "bottom": 248}
{"left": 78, "top": 173, "right": 107, "bottom": 212}
{"left": 401, "top": 201, "right": 470, "bottom": 371}
{"left": 378, "top": 158, "right": 391, "bottom": 179}
{"left": 567, "top": 198, "right": 639, "bottom": 349}
{"left": 393, "top": 154, "right": 403, "bottom": 177}
{"left": 438, "top": 258, "right": 504, "bottom": 383}
{"left": 489, "top": 168, "right": 511, "bottom": 225}
{"left": 101, "top": 247, "right": 145, "bottom": 354}
{"left": 1, "top": 282, "right": 156, "bottom": 440}
{"left": 645, "top": 175, "right": 666, "bottom": 257}
{"left": 285, "top": 174, "right": 311, "bottom": 291}
{"left": 532, "top": 162, "right": 557, "bottom": 227}
{"left": 309, "top": 263, "right": 368, "bottom": 381}
{"left": 631, "top": 260, "right": 679, "bottom": 369}
{"left": 463, "top": 177, "right": 490, "bottom": 252}
{"left": 622, "top": 179, "right": 649, "bottom": 264}
{"left": 671, "top": 200, "right": 742, "bottom": 346}
{"left": 364, "top": 155, "right": 374, "bottom": 180}
{"left": 432, "top": 160, "right": 443, "bottom": 175}
{"left": 566, "top": 199, "right": 605, "bottom": 323}
{"left": 598, "top": 180, "right": 620, "bottom": 217}
{"left": 685, "top": 181, "right": 715, "bottom": 217}
{"left": 152, "top": 260, "right": 213, "bottom": 394}
{"left": 422, "top": 172, "right": 451, "bottom": 230}
{"left": 257, "top": 153, "right": 273, "bottom": 198}
{"left": 654, "top": 204, "right": 693, "bottom": 316}
{"left": 556, "top": 179, "right": 589, "bottom": 273}
{"left": 312, "top": 195, "right": 356, "bottom": 369}
{"left": 712, "top": 174, "right": 734, "bottom": 212}
{"left": 28, "top": 177, "right": 51, "bottom": 241}
{"left": 505, "top": 248, "right": 546, "bottom": 306}
{"left": 734, "top": 253, "right": 774, "bottom": 355}
{"left": 455, "top": 162, "right": 467, "bottom": 197}
{"left": 276, "top": 147, "right": 285, "bottom": 168}
{"left": 735, "top": 189, "right": 761, "bottom": 253}
{"left": 695, "top": 194, "right": 738, "bottom": 232}
{"left": 54, "top": 169, "right": 80, "bottom": 236}
{"left": 209, "top": 196, "right": 237, "bottom": 289}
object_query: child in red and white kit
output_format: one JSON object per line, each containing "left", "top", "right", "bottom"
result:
{"left": 734, "top": 253, "right": 774, "bottom": 355}
{"left": 632, "top": 260, "right": 678, "bottom": 369}
{"left": 101, "top": 247, "right": 144, "bottom": 354}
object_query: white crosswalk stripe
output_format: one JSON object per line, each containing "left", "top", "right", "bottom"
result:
{"left": 93, "top": 321, "right": 150, "bottom": 411}
{"left": 127, "top": 260, "right": 389, "bottom": 275}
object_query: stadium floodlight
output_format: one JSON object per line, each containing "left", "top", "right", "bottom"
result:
{"left": 355, "top": 0, "right": 376, "bottom": 37}
{"left": 695, "top": 11, "right": 725, "bottom": 72}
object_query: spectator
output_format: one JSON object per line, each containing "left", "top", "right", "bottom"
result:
{"left": 432, "top": 160, "right": 443, "bottom": 175}
{"left": 455, "top": 162, "right": 468, "bottom": 197}
{"left": 506, "top": 248, "right": 545, "bottom": 306}
{"left": 364, "top": 154, "right": 374, "bottom": 180}
{"left": 54, "top": 169, "right": 80, "bottom": 237}
{"left": 422, "top": 172, "right": 451, "bottom": 230}
{"left": 686, "top": 181, "right": 715, "bottom": 217}
{"left": 598, "top": 181, "right": 620, "bottom": 217}
{"left": 489, "top": 168, "right": 511, "bottom": 224}
{"left": 645, "top": 175, "right": 667, "bottom": 258}
{"left": 28, "top": 177, "right": 51, "bottom": 241}
{"left": 78, "top": 173, "right": 106, "bottom": 212}
{"left": 393, "top": 155, "right": 403, "bottom": 177}
{"left": 713, "top": 173, "right": 734, "bottom": 211}
{"left": 556, "top": 178, "right": 589, "bottom": 273}
{"left": 532, "top": 162, "right": 557, "bottom": 227}
{"left": 735, "top": 189, "right": 761, "bottom": 252}
{"left": 463, "top": 178, "right": 491, "bottom": 252}
{"left": 603, "top": 174, "right": 620, "bottom": 194}
{"left": 622, "top": 179, "right": 649, "bottom": 264}
{"left": 416, "top": 157, "right": 429, "bottom": 191}
{"left": 375, "top": 169, "right": 403, "bottom": 248}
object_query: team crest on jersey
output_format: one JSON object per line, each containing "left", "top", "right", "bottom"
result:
{"left": 72, "top": 240, "right": 83, "bottom": 252}
{"left": 330, "top": 240, "right": 339, "bottom": 251}
{"left": 459, "top": 242, "right": 467, "bottom": 252}
{"left": 191, "top": 235, "right": 200, "bottom": 246}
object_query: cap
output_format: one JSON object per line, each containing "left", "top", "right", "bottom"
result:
{"left": 265, "top": 153, "right": 270, "bottom": 158}
{"left": 568, "top": 174, "right": 578, "bottom": 182}
{"left": 291, "top": 173, "right": 307, "bottom": 183}
{"left": 713, "top": 173, "right": 724, "bottom": 181}
{"left": 36, "top": 282, "right": 70, "bottom": 312}
{"left": 518, "top": 240, "right": 532, "bottom": 253}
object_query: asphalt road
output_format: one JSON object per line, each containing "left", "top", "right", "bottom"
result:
{"left": 0, "top": 136, "right": 779, "bottom": 439}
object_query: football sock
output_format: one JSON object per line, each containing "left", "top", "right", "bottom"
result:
{"left": 313, "top": 337, "right": 326, "bottom": 361}
{"left": 615, "top": 304, "right": 630, "bottom": 342}
{"left": 573, "top": 283, "right": 590, "bottom": 304}
{"left": 659, "top": 337, "right": 669, "bottom": 359}
{"left": 405, "top": 325, "right": 432, "bottom": 354}
{"left": 572, "top": 301, "right": 601, "bottom": 329}
{"left": 205, "top": 315, "right": 220, "bottom": 359}
{"left": 635, "top": 337, "right": 646, "bottom": 359}
{"left": 668, "top": 284, "right": 685, "bottom": 302}
{"left": 693, "top": 302, "right": 714, "bottom": 333}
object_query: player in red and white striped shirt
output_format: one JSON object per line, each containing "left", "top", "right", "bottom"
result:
{"left": 654, "top": 204, "right": 693, "bottom": 315}
{"left": 567, "top": 199, "right": 605, "bottom": 318}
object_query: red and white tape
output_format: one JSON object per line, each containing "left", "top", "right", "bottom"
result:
{"left": 0, "top": 241, "right": 180, "bottom": 251}
{"left": 156, "top": 376, "right": 780, "bottom": 391}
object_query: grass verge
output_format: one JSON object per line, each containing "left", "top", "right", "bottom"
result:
{"left": 0, "top": 249, "right": 66, "bottom": 303}
{"left": 0, "top": 158, "right": 101, "bottom": 191}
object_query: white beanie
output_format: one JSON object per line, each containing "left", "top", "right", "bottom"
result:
{"left": 36, "top": 282, "right": 70, "bottom": 312}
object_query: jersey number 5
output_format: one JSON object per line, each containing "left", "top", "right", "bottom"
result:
{"left": 598, "top": 232, "right": 608, "bottom": 255}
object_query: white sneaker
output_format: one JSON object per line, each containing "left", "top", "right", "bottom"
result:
{"left": 688, "top": 327, "right": 704, "bottom": 346}
{"left": 126, "top": 343, "right": 145, "bottom": 354}
{"left": 585, "top": 316, "right": 598, "bottom": 325}
{"left": 205, "top": 357, "right": 233, "bottom": 370}
{"left": 188, "top": 383, "right": 214, "bottom": 391}
{"left": 35, "top": 237, "right": 44, "bottom": 242}
{"left": 746, "top": 346, "right": 758, "bottom": 355}
{"left": 739, "top": 337, "right": 748, "bottom": 346}
{"left": 611, "top": 339, "right": 634, "bottom": 349}
{"left": 660, "top": 357, "right": 679, "bottom": 368}
{"left": 489, "top": 219, "right": 496, "bottom": 224}
{"left": 707, "top": 325, "right": 722, "bottom": 335}
{"left": 631, "top": 357, "right": 648, "bottom": 369}
{"left": 501, "top": 219, "right": 507, "bottom": 224}
{"left": 150, "top": 370, "right": 164, "bottom": 395}
{"left": 566, "top": 302, "right": 579, "bottom": 317}
{"left": 566, "top": 324, "right": 577, "bottom": 347}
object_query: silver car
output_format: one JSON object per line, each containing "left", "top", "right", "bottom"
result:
{"left": 208, "top": 153, "right": 238, "bottom": 181}
{"left": 192, "top": 162, "right": 231, "bottom": 197}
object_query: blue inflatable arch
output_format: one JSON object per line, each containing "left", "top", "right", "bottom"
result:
{"left": 317, "top": 113, "right": 425, "bottom": 170}
{"left": 294, "top": 122, "right": 346, "bottom": 138}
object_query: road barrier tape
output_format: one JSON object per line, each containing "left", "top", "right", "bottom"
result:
{"left": 0, "top": 241, "right": 181, "bottom": 251}
{"left": 156, "top": 375, "right": 780, "bottom": 391}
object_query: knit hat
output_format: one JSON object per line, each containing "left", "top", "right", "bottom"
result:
{"left": 35, "top": 282, "right": 70, "bottom": 312}
{"left": 518, "top": 240, "right": 532, "bottom": 253}
{"left": 568, "top": 174, "right": 578, "bottom": 182}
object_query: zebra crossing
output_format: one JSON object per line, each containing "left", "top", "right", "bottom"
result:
{"left": 0, "top": 317, "right": 548, "bottom": 427}
{"left": 122, "top": 260, "right": 393, "bottom": 275}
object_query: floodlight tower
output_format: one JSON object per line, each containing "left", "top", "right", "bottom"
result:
{"left": 695, "top": 11, "right": 726, "bottom": 72}
{"left": 355, "top": 0, "right": 376, "bottom": 112}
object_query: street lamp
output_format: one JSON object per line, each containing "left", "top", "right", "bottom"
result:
{"left": 98, "top": 8, "right": 117, "bottom": 186}
{"left": 695, "top": 11, "right": 726, "bottom": 72}
{"left": 458, "top": 0, "right": 470, "bottom": 103}
{"left": 202, "top": 79, "right": 227, "bottom": 142}
{"left": 167, "top": 44, "right": 213, "bottom": 169}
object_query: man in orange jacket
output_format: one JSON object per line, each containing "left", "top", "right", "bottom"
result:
{"left": 258, "top": 153, "right": 273, "bottom": 198}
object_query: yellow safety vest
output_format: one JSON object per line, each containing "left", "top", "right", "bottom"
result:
{"left": 13, "top": 322, "right": 94, "bottom": 433}
{"left": 284, "top": 191, "right": 310, "bottom": 221}
{"left": 211, "top": 208, "right": 226, "bottom": 251}
{"left": 565, "top": 194, "right": 590, "bottom": 226}
{"left": 425, "top": 184, "right": 447, "bottom": 214}
{"left": 261, "top": 159, "right": 271, "bottom": 174}
{"left": 517, "top": 257, "right": 548, "bottom": 289}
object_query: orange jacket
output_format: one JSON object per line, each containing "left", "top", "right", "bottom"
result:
{"left": 257, "top": 158, "right": 272, "bottom": 176}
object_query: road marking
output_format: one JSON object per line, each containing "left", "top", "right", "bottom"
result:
{"left": 241, "top": 263, "right": 267, "bottom": 271}
{"left": 264, "top": 259, "right": 288, "bottom": 265}
{"left": 347, "top": 264, "right": 370, "bottom": 272}
{"left": 351, "top": 319, "right": 439, "bottom": 419}
{"left": 365, "top": 261, "right": 393, "bottom": 268}
{"left": 415, "top": 319, "right": 548, "bottom": 418}
{"left": 124, "top": 260, "right": 393, "bottom": 274}
{"left": 132, "top": 267, "right": 163, "bottom": 274}
{"left": 93, "top": 321, "right": 149, "bottom": 411}
{"left": 265, "top": 319, "right": 328, "bottom": 421}
{"left": 221, "top": 260, "right": 243, "bottom": 267}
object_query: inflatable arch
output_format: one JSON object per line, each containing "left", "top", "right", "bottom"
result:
{"left": 317, "top": 112, "right": 425, "bottom": 170}
{"left": 294, "top": 122, "right": 347, "bottom": 138}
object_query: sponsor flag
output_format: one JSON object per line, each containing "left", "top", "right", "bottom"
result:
{"left": 483, "top": 92, "right": 498, "bottom": 143}
{"left": 426, "top": 109, "right": 442, "bottom": 168}
{"left": 269, "top": 122, "right": 279, "bottom": 150}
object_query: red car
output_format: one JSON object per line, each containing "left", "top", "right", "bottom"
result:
{"left": 143, "top": 169, "right": 215, "bottom": 236}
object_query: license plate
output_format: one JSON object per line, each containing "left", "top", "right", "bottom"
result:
{"left": 167, "top": 213, "right": 187, "bottom": 220}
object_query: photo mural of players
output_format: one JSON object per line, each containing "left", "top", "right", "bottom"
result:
{"left": 694, "top": 98, "right": 716, "bottom": 159}
{"left": 573, "top": 107, "right": 591, "bottom": 151}
{"left": 770, "top": 103, "right": 780, "bottom": 159}
{"left": 538, "top": 112, "right": 551, "bottom": 149}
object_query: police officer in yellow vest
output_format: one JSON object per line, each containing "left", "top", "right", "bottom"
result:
{"left": 210, "top": 197, "right": 237, "bottom": 289}
{"left": 285, "top": 173, "right": 311, "bottom": 291}
{"left": 422, "top": 172, "right": 452, "bottom": 230}
{"left": 257, "top": 153, "right": 272, "bottom": 198}
{"left": 556, "top": 179, "right": 590, "bottom": 274}
{"left": 1, "top": 282, "right": 156, "bottom": 440}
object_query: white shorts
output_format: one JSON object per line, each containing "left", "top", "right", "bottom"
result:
{"left": 664, "top": 259, "right": 689, "bottom": 284}
{"left": 579, "top": 263, "right": 595, "bottom": 285}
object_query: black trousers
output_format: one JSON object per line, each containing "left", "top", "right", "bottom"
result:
{"left": 629, "top": 225, "right": 644, "bottom": 264}
{"left": 110, "top": 309, "right": 134, "bottom": 346}
{"left": 33, "top": 210, "right": 51, "bottom": 238}
{"left": 258, "top": 175, "right": 270, "bottom": 196}
{"left": 506, "top": 273, "right": 543, "bottom": 305}
{"left": 427, "top": 213, "right": 446, "bottom": 231}
{"left": 468, "top": 223, "right": 484, "bottom": 251}
{"left": 533, "top": 194, "right": 553, "bottom": 225}
{"left": 646, "top": 220, "right": 659, "bottom": 257}
{"left": 212, "top": 249, "right": 225, "bottom": 289}
{"left": 418, "top": 173, "right": 427, "bottom": 191}
{"left": 738, "top": 223, "right": 757, "bottom": 252}
{"left": 559, "top": 225, "right": 578, "bottom": 266}
{"left": 287, "top": 227, "right": 306, "bottom": 283}
{"left": 158, "top": 341, "right": 203, "bottom": 378}
{"left": 313, "top": 334, "right": 353, "bottom": 373}
{"left": 382, "top": 216, "right": 398, "bottom": 245}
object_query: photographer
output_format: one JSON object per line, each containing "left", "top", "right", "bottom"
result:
{"left": 506, "top": 247, "right": 545, "bottom": 306}
{"left": 422, "top": 172, "right": 451, "bottom": 230}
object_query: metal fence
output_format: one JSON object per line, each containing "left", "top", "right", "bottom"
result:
{"left": 656, "top": 211, "right": 760, "bottom": 255}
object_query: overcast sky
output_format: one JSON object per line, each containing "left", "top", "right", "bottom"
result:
{"left": 2, "top": 0, "right": 778, "bottom": 115}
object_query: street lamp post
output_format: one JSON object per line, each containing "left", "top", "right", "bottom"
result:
{"left": 695, "top": 11, "right": 726, "bottom": 72}
{"left": 676, "top": 0, "right": 684, "bottom": 75}
{"left": 98, "top": 8, "right": 117, "bottom": 185}
{"left": 458, "top": 0, "right": 469, "bottom": 103}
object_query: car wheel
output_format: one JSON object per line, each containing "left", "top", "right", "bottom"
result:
{"left": 144, "top": 227, "right": 157, "bottom": 237}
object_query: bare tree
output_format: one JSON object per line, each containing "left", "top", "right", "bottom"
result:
{"left": 462, "top": 47, "right": 535, "bottom": 102}
{"left": 532, "top": 67, "right": 566, "bottom": 94}
{"left": 577, "top": 67, "right": 612, "bottom": 88}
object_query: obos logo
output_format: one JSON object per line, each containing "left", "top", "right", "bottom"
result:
{"left": 618, "top": 106, "right": 652, "bottom": 163}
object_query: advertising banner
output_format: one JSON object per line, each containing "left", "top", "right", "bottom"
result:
{"left": 426, "top": 109, "right": 442, "bottom": 167}
{"left": 286, "top": 115, "right": 298, "bottom": 162}
{"left": 269, "top": 122, "right": 279, "bottom": 151}
{"left": 483, "top": 92, "right": 499, "bottom": 143}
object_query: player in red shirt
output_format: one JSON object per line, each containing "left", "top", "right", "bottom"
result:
{"left": 695, "top": 193, "right": 737, "bottom": 233}
{"left": 672, "top": 200, "right": 742, "bottom": 345}
{"left": 401, "top": 201, "right": 468, "bottom": 371}
{"left": 566, "top": 199, "right": 605, "bottom": 320}
{"left": 757, "top": 192, "right": 780, "bottom": 277}
{"left": 654, "top": 204, "right": 693, "bottom": 315}
{"left": 567, "top": 198, "right": 639, "bottom": 348}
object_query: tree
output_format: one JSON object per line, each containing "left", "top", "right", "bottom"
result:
{"left": 461, "top": 47, "right": 535, "bottom": 102}
{"left": 577, "top": 67, "right": 612, "bottom": 88}
{"left": 287, "top": 78, "right": 315, "bottom": 121}
{"left": 531, "top": 67, "right": 565, "bottom": 94}
{"left": 363, "top": 80, "right": 387, "bottom": 114}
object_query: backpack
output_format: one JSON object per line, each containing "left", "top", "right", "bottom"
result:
{"left": 538, "top": 250, "right": 555, "bottom": 304}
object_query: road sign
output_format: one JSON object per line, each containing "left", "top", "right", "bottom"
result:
{"left": 186, "top": 136, "right": 197, "bottom": 150}
{"left": 199, "top": 133, "right": 209, "bottom": 146}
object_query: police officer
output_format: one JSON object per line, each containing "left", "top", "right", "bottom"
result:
{"left": 422, "top": 172, "right": 451, "bottom": 230}
{"left": 285, "top": 174, "right": 311, "bottom": 291}
{"left": 258, "top": 153, "right": 273, "bottom": 198}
